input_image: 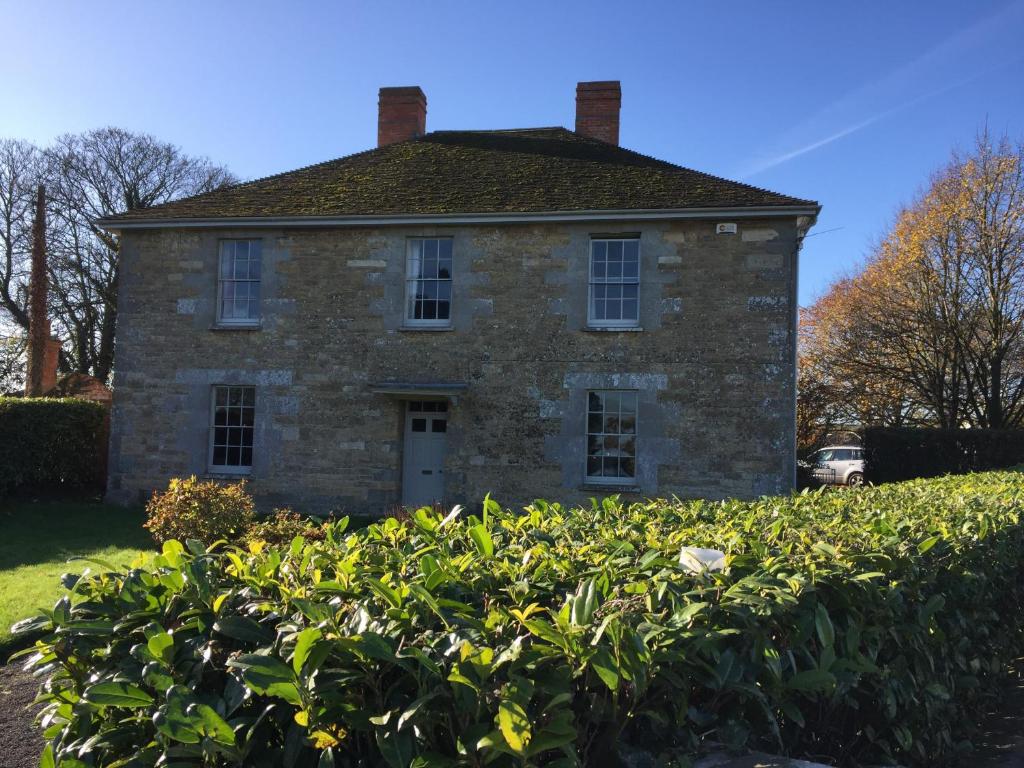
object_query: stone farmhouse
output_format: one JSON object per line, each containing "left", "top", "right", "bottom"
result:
{"left": 99, "top": 81, "right": 819, "bottom": 513}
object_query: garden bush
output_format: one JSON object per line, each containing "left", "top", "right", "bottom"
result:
{"left": 144, "top": 476, "right": 255, "bottom": 545}
{"left": 14, "top": 471, "right": 1024, "bottom": 767}
{"left": 864, "top": 426, "right": 1024, "bottom": 483}
{"left": 0, "top": 396, "right": 107, "bottom": 497}
{"left": 244, "top": 508, "right": 327, "bottom": 548}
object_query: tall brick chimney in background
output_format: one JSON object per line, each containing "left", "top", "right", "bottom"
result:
{"left": 378, "top": 86, "right": 427, "bottom": 147}
{"left": 575, "top": 81, "right": 621, "bottom": 145}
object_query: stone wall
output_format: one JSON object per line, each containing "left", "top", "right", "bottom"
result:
{"left": 107, "top": 218, "right": 800, "bottom": 513}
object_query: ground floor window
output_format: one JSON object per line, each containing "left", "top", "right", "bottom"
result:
{"left": 586, "top": 390, "right": 637, "bottom": 482}
{"left": 210, "top": 385, "right": 255, "bottom": 472}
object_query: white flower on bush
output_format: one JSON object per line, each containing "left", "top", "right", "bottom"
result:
{"left": 678, "top": 547, "right": 727, "bottom": 574}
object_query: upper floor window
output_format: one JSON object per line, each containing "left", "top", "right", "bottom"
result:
{"left": 218, "top": 240, "right": 261, "bottom": 326}
{"left": 405, "top": 238, "right": 453, "bottom": 326}
{"left": 586, "top": 390, "right": 638, "bottom": 484}
{"left": 209, "top": 385, "right": 255, "bottom": 473}
{"left": 589, "top": 237, "right": 640, "bottom": 328}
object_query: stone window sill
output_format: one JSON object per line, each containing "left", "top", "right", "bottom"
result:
{"left": 399, "top": 325, "right": 454, "bottom": 332}
{"left": 579, "top": 483, "right": 642, "bottom": 494}
{"left": 210, "top": 323, "right": 262, "bottom": 332}
{"left": 583, "top": 326, "right": 644, "bottom": 333}
{"left": 204, "top": 470, "right": 252, "bottom": 481}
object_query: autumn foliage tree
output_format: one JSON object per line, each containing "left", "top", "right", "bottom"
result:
{"left": 799, "top": 129, "right": 1024, "bottom": 444}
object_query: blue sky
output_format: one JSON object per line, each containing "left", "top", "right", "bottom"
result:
{"left": 3, "top": 0, "right": 1023, "bottom": 305}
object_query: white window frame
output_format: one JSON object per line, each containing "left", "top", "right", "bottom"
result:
{"left": 208, "top": 385, "right": 255, "bottom": 474}
{"left": 588, "top": 237, "right": 641, "bottom": 328}
{"left": 216, "top": 239, "right": 262, "bottom": 327}
{"left": 585, "top": 389, "right": 638, "bottom": 485}
{"left": 404, "top": 237, "right": 454, "bottom": 328}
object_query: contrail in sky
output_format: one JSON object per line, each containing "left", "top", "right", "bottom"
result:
{"left": 742, "top": 72, "right": 1002, "bottom": 177}
{"left": 740, "top": 0, "right": 1024, "bottom": 179}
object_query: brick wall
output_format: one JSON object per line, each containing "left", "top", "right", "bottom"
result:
{"left": 107, "top": 218, "right": 799, "bottom": 513}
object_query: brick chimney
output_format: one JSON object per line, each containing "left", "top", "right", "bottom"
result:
{"left": 378, "top": 86, "right": 427, "bottom": 147}
{"left": 575, "top": 81, "right": 621, "bottom": 145}
{"left": 41, "top": 337, "right": 60, "bottom": 394}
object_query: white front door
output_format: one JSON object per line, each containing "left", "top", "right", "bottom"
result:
{"left": 401, "top": 401, "right": 448, "bottom": 508}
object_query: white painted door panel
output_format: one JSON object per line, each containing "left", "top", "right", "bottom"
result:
{"left": 401, "top": 410, "right": 447, "bottom": 507}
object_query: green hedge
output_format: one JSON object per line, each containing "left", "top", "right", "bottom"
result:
{"left": 0, "top": 396, "right": 108, "bottom": 497}
{"left": 864, "top": 426, "right": 1024, "bottom": 483}
{"left": 14, "top": 471, "right": 1024, "bottom": 766}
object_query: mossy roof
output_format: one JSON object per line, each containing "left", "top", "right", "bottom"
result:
{"left": 102, "top": 128, "right": 816, "bottom": 224}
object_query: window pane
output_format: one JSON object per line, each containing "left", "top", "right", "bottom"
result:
{"left": 213, "top": 446, "right": 226, "bottom": 465}
{"left": 592, "top": 241, "right": 607, "bottom": 260}
{"left": 438, "top": 238, "right": 452, "bottom": 260}
{"left": 412, "top": 418, "right": 426, "bottom": 432}
{"left": 240, "top": 447, "right": 253, "bottom": 466}
{"left": 424, "top": 239, "right": 438, "bottom": 259}
{"left": 607, "top": 240, "right": 623, "bottom": 262}
{"left": 586, "top": 390, "right": 638, "bottom": 480}
{"left": 621, "top": 393, "right": 637, "bottom": 415}
{"left": 409, "top": 402, "right": 422, "bottom": 412}
{"left": 422, "top": 300, "right": 437, "bottom": 320}
{"left": 431, "top": 420, "right": 447, "bottom": 433}
{"left": 607, "top": 258, "right": 622, "bottom": 279}
{"left": 623, "top": 240, "right": 639, "bottom": 260}
{"left": 623, "top": 299, "right": 638, "bottom": 320}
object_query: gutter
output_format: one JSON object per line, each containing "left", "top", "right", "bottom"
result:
{"left": 98, "top": 205, "right": 821, "bottom": 232}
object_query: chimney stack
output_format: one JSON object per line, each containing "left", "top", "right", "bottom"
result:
{"left": 575, "top": 81, "right": 621, "bottom": 145}
{"left": 378, "top": 86, "right": 427, "bottom": 147}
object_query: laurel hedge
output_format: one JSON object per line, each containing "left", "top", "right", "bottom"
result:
{"left": 0, "top": 396, "right": 107, "bottom": 497}
{"left": 13, "top": 470, "right": 1024, "bottom": 767}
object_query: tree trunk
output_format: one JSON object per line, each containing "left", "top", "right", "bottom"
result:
{"left": 25, "top": 185, "right": 48, "bottom": 396}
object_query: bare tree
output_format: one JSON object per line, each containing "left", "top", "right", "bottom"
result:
{"left": 42, "top": 127, "right": 235, "bottom": 381}
{"left": 0, "top": 128, "right": 235, "bottom": 386}
{"left": 0, "top": 139, "right": 42, "bottom": 332}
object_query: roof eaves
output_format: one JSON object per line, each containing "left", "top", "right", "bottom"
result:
{"left": 98, "top": 203, "right": 822, "bottom": 231}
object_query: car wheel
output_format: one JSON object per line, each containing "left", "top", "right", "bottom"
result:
{"left": 847, "top": 472, "right": 864, "bottom": 487}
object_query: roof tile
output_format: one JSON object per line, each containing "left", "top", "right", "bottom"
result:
{"left": 104, "top": 128, "right": 816, "bottom": 223}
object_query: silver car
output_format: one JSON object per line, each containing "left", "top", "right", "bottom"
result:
{"left": 810, "top": 446, "right": 865, "bottom": 487}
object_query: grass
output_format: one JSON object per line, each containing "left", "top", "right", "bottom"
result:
{"left": 0, "top": 500, "right": 152, "bottom": 656}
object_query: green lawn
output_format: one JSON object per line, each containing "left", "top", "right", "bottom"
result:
{"left": 0, "top": 501, "right": 152, "bottom": 655}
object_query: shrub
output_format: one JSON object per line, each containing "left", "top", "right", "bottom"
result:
{"left": 244, "top": 508, "right": 326, "bottom": 547}
{"left": 0, "top": 396, "right": 107, "bottom": 497}
{"left": 864, "top": 426, "right": 1024, "bottom": 483}
{"left": 144, "top": 475, "right": 255, "bottom": 545}
{"left": 14, "top": 470, "right": 1024, "bottom": 767}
